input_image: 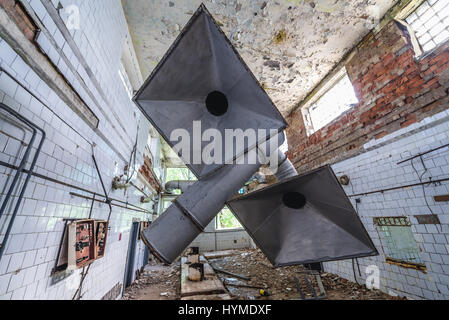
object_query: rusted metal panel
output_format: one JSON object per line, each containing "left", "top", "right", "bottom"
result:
{"left": 0, "top": 0, "right": 38, "bottom": 41}
{"left": 434, "top": 194, "right": 449, "bottom": 202}
{"left": 95, "top": 220, "right": 109, "bottom": 259}
{"left": 374, "top": 216, "right": 411, "bottom": 227}
{"left": 415, "top": 214, "right": 440, "bottom": 225}
{"left": 68, "top": 220, "right": 96, "bottom": 269}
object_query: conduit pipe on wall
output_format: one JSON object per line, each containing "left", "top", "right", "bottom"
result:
{"left": 165, "top": 180, "right": 196, "bottom": 194}
{"left": 0, "top": 103, "right": 46, "bottom": 261}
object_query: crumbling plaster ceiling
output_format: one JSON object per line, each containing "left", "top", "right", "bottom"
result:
{"left": 123, "top": 0, "right": 397, "bottom": 118}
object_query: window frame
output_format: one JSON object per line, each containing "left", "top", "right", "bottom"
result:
{"left": 397, "top": 0, "right": 449, "bottom": 59}
{"left": 374, "top": 217, "right": 427, "bottom": 272}
{"left": 215, "top": 207, "right": 243, "bottom": 231}
{"left": 301, "top": 67, "right": 358, "bottom": 136}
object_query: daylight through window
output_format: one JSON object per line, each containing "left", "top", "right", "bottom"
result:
{"left": 305, "top": 71, "right": 358, "bottom": 135}
{"left": 406, "top": 0, "right": 449, "bottom": 54}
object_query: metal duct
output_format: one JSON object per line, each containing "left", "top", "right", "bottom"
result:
{"left": 133, "top": 4, "right": 286, "bottom": 180}
{"left": 141, "top": 139, "right": 281, "bottom": 264}
{"left": 227, "top": 166, "right": 378, "bottom": 267}
{"left": 274, "top": 150, "right": 299, "bottom": 182}
{"left": 135, "top": 4, "right": 377, "bottom": 267}
{"left": 165, "top": 180, "right": 195, "bottom": 193}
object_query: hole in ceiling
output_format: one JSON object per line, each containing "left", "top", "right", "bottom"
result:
{"left": 283, "top": 192, "right": 306, "bottom": 209}
{"left": 206, "top": 91, "right": 228, "bottom": 116}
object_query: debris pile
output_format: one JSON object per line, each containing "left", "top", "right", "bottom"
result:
{"left": 122, "top": 249, "right": 403, "bottom": 300}
{"left": 122, "top": 261, "right": 180, "bottom": 300}
{"left": 210, "top": 249, "right": 399, "bottom": 300}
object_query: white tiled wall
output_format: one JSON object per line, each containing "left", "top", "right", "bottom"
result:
{"left": 0, "top": 0, "right": 159, "bottom": 300}
{"left": 189, "top": 220, "right": 253, "bottom": 253}
{"left": 326, "top": 109, "right": 449, "bottom": 300}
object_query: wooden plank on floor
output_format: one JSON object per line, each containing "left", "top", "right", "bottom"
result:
{"left": 203, "top": 250, "right": 241, "bottom": 260}
{"left": 180, "top": 256, "right": 227, "bottom": 298}
{"left": 434, "top": 194, "right": 449, "bottom": 202}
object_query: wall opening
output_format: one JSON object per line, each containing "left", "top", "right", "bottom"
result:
{"left": 282, "top": 192, "right": 306, "bottom": 209}
{"left": 206, "top": 91, "right": 228, "bottom": 116}
{"left": 375, "top": 217, "right": 427, "bottom": 272}
{"left": 302, "top": 67, "right": 358, "bottom": 136}
{"left": 215, "top": 207, "right": 242, "bottom": 230}
{"left": 404, "top": 0, "right": 449, "bottom": 56}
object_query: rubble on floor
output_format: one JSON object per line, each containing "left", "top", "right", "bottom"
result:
{"left": 210, "top": 249, "right": 401, "bottom": 300}
{"left": 180, "top": 256, "right": 232, "bottom": 300}
{"left": 122, "top": 249, "right": 402, "bottom": 300}
{"left": 122, "top": 260, "right": 180, "bottom": 300}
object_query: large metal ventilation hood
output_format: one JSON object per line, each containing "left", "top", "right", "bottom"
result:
{"left": 134, "top": 3, "right": 378, "bottom": 266}
{"left": 227, "top": 166, "right": 378, "bottom": 267}
{"left": 133, "top": 4, "right": 286, "bottom": 179}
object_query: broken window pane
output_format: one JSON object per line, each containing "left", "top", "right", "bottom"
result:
{"left": 375, "top": 217, "right": 426, "bottom": 269}
{"left": 406, "top": 0, "right": 449, "bottom": 55}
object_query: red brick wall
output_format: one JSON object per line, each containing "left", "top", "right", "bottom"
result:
{"left": 140, "top": 155, "right": 162, "bottom": 193}
{"left": 286, "top": 21, "right": 449, "bottom": 174}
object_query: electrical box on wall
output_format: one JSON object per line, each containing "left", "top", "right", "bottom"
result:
{"left": 95, "top": 220, "right": 108, "bottom": 259}
{"left": 68, "top": 220, "right": 95, "bottom": 270}
{"left": 66, "top": 219, "right": 109, "bottom": 270}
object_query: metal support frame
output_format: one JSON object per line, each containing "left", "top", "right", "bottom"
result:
{"left": 0, "top": 103, "right": 46, "bottom": 261}
{"left": 91, "top": 154, "right": 113, "bottom": 221}
{"left": 0, "top": 160, "right": 152, "bottom": 214}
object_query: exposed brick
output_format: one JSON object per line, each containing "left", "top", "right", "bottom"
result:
{"left": 287, "top": 20, "right": 449, "bottom": 173}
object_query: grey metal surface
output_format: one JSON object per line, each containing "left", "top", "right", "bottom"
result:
{"left": 227, "top": 166, "right": 378, "bottom": 267}
{"left": 142, "top": 148, "right": 264, "bottom": 264}
{"left": 133, "top": 4, "right": 286, "bottom": 179}
{"left": 274, "top": 149, "right": 298, "bottom": 182}
{"left": 135, "top": 3, "right": 378, "bottom": 268}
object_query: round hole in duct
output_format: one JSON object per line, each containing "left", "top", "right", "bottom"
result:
{"left": 282, "top": 192, "right": 306, "bottom": 209}
{"left": 206, "top": 91, "right": 228, "bottom": 116}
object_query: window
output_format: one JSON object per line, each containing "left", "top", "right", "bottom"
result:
{"left": 165, "top": 167, "right": 197, "bottom": 182}
{"left": 163, "top": 198, "right": 173, "bottom": 211}
{"left": 375, "top": 217, "right": 427, "bottom": 272}
{"left": 302, "top": 68, "right": 358, "bottom": 136}
{"left": 164, "top": 167, "right": 197, "bottom": 195}
{"left": 216, "top": 207, "right": 242, "bottom": 230}
{"left": 279, "top": 135, "right": 289, "bottom": 154}
{"left": 405, "top": 0, "right": 449, "bottom": 54}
